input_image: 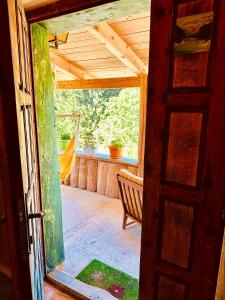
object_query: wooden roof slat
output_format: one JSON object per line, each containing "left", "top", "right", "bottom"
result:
{"left": 60, "top": 39, "right": 103, "bottom": 48}
{"left": 50, "top": 52, "right": 94, "bottom": 80}
{"left": 55, "top": 67, "right": 76, "bottom": 80}
{"left": 89, "top": 69, "right": 135, "bottom": 78}
{"left": 58, "top": 42, "right": 149, "bottom": 56}
{"left": 107, "top": 11, "right": 150, "bottom": 25}
{"left": 68, "top": 57, "right": 125, "bottom": 69}
{"left": 59, "top": 50, "right": 116, "bottom": 61}
{"left": 50, "top": 11, "right": 150, "bottom": 81}
{"left": 110, "top": 18, "right": 150, "bottom": 35}
{"left": 88, "top": 22, "right": 148, "bottom": 75}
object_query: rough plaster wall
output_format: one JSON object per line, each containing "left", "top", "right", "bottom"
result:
{"left": 41, "top": 0, "right": 150, "bottom": 34}
{"left": 32, "top": 23, "right": 64, "bottom": 272}
{"left": 216, "top": 230, "right": 225, "bottom": 300}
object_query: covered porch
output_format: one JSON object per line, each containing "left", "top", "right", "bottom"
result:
{"left": 32, "top": 3, "right": 149, "bottom": 298}
{"left": 60, "top": 185, "right": 141, "bottom": 279}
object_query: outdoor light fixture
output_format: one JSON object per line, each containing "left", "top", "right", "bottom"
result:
{"left": 48, "top": 32, "right": 69, "bottom": 49}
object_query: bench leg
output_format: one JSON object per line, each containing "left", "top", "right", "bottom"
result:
{"left": 122, "top": 214, "right": 128, "bottom": 229}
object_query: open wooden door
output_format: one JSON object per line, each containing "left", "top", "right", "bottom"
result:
{"left": 139, "top": 0, "right": 225, "bottom": 299}
{"left": 0, "top": 0, "right": 44, "bottom": 299}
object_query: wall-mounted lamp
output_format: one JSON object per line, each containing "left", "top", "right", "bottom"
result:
{"left": 48, "top": 32, "right": 69, "bottom": 49}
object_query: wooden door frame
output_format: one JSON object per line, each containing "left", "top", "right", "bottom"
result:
{"left": 139, "top": 0, "right": 225, "bottom": 299}
{"left": 26, "top": 1, "right": 150, "bottom": 299}
{"left": 16, "top": 0, "right": 225, "bottom": 299}
{"left": 26, "top": 0, "right": 118, "bottom": 23}
{"left": 27, "top": 2, "right": 141, "bottom": 299}
{"left": 0, "top": 0, "right": 35, "bottom": 299}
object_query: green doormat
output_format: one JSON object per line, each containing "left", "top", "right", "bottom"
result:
{"left": 76, "top": 259, "right": 139, "bottom": 300}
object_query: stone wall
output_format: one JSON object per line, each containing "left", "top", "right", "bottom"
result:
{"left": 32, "top": 24, "right": 64, "bottom": 272}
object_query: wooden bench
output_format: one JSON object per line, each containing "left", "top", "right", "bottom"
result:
{"left": 117, "top": 169, "right": 143, "bottom": 229}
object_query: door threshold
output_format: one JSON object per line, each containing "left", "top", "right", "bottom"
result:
{"left": 46, "top": 269, "right": 117, "bottom": 300}
{"left": 44, "top": 281, "right": 74, "bottom": 299}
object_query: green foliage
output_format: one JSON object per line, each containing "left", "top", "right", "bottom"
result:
{"left": 110, "top": 138, "right": 124, "bottom": 148}
{"left": 55, "top": 89, "right": 121, "bottom": 147}
{"left": 61, "top": 133, "right": 71, "bottom": 140}
{"left": 55, "top": 88, "right": 140, "bottom": 158}
{"left": 94, "top": 88, "right": 140, "bottom": 157}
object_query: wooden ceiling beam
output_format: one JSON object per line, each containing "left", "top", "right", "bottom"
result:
{"left": 56, "top": 77, "right": 140, "bottom": 89}
{"left": 26, "top": 0, "right": 117, "bottom": 23}
{"left": 50, "top": 52, "right": 93, "bottom": 80}
{"left": 88, "top": 22, "right": 148, "bottom": 75}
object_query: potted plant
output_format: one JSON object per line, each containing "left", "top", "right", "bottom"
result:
{"left": 82, "top": 132, "right": 96, "bottom": 155}
{"left": 60, "top": 133, "right": 71, "bottom": 150}
{"left": 109, "top": 138, "right": 124, "bottom": 160}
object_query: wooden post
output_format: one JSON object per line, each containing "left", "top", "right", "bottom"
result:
{"left": 138, "top": 75, "right": 148, "bottom": 177}
{"left": 105, "top": 163, "right": 122, "bottom": 198}
{"left": 127, "top": 166, "right": 138, "bottom": 175}
{"left": 70, "top": 156, "right": 80, "bottom": 188}
{"left": 87, "top": 159, "right": 98, "bottom": 192}
{"left": 78, "top": 157, "right": 87, "bottom": 189}
{"left": 97, "top": 161, "right": 108, "bottom": 195}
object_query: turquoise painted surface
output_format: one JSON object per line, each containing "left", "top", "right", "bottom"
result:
{"left": 32, "top": 24, "right": 64, "bottom": 272}
{"left": 41, "top": 0, "right": 150, "bottom": 34}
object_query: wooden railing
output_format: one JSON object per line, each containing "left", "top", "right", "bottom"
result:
{"left": 66, "top": 154, "right": 139, "bottom": 199}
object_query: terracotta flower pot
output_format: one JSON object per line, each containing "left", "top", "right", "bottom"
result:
{"left": 109, "top": 145, "right": 123, "bottom": 159}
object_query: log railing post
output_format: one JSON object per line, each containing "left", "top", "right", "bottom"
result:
{"left": 138, "top": 75, "right": 148, "bottom": 177}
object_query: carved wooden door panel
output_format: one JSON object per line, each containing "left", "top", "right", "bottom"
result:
{"left": 139, "top": 0, "right": 225, "bottom": 299}
{"left": 7, "top": 0, "right": 44, "bottom": 299}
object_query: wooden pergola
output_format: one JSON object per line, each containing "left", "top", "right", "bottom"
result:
{"left": 51, "top": 11, "right": 150, "bottom": 176}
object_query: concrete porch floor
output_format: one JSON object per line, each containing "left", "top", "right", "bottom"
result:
{"left": 60, "top": 185, "right": 141, "bottom": 279}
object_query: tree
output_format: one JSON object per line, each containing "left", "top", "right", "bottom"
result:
{"left": 94, "top": 88, "right": 140, "bottom": 158}
{"left": 54, "top": 88, "right": 121, "bottom": 146}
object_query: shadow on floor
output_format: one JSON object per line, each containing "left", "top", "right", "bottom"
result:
{"left": 60, "top": 185, "right": 141, "bottom": 279}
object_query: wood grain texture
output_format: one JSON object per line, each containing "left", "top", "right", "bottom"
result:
{"left": 173, "top": 53, "right": 209, "bottom": 88}
{"left": 32, "top": 23, "right": 64, "bottom": 274}
{"left": 0, "top": 0, "right": 33, "bottom": 297}
{"left": 139, "top": 0, "right": 225, "bottom": 299}
{"left": 157, "top": 276, "right": 186, "bottom": 300}
{"left": 97, "top": 161, "right": 108, "bottom": 195}
{"left": 127, "top": 166, "right": 138, "bottom": 175}
{"left": 172, "top": 0, "right": 214, "bottom": 89}
{"left": 215, "top": 230, "right": 225, "bottom": 300}
{"left": 57, "top": 77, "right": 140, "bottom": 89}
{"left": 87, "top": 159, "right": 98, "bottom": 192}
{"left": 88, "top": 22, "right": 147, "bottom": 75}
{"left": 178, "top": 0, "right": 214, "bottom": 17}
{"left": 26, "top": 0, "right": 117, "bottom": 23}
{"left": 160, "top": 200, "right": 194, "bottom": 268}
{"left": 105, "top": 163, "right": 121, "bottom": 198}
{"left": 165, "top": 112, "right": 203, "bottom": 186}
{"left": 44, "top": 282, "right": 73, "bottom": 300}
{"left": 78, "top": 158, "right": 87, "bottom": 189}
{"left": 138, "top": 75, "right": 148, "bottom": 177}
{"left": 69, "top": 156, "right": 138, "bottom": 198}
{"left": 46, "top": 11, "right": 150, "bottom": 81}
{"left": 70, "top": 157, "right": 80, "bottom": 188}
